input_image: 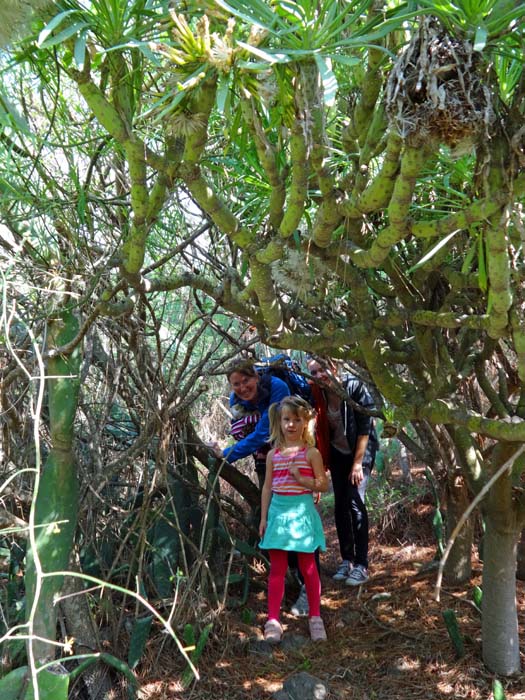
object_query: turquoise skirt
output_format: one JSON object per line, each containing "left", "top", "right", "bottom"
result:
{"left": 260, "top": 493, "right": 326, "bottom": 553}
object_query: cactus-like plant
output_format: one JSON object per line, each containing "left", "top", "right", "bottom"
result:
{"left": 0, "top": 1, "right": 53, "bottom": 47}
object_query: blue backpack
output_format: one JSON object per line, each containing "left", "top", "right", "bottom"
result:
{"left": 254, "top": 354, "right": 313, "bottom": 404}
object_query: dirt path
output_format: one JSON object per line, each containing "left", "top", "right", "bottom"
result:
{"left": 138, "top": 479, "right": 525, "bottom": 700}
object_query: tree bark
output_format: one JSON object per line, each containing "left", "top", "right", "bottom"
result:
{"left": 60, "top": 558, "right": 113, "bottom": 700}
{"left": 25, "top": 310, "right": 81, "bottom": 669}
{"left": 185, "top": 421, "right": 260, "bottom": 513}
{"left": 443, "top": 474, "right": 473, "bottom": 584}
{"left": 481, "top": 518, "right": 521, "bottom": 674}
{"left": 516, "top": 529, "right": 525, "bottom": 581}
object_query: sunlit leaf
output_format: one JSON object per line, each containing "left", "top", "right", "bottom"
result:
{"left": 493, "top": 679, "right": 506, "bottom": 700}
{"left": 128, "top": 616, "right": 153, "bottom": 670}
{"left": 314, "top": 54, "right": 337, "bottom": 107}
{"left": 39, "top": 22, "right": 89, "bottom": 48}
{"left": 37, "top": 9, "right": 79, "bottom": 47}
{"left": 216, "top": 74, "right": 231, "bottom": 115}
{"left": 236, "top": 41, "right": 291, "bottom": 64}
{"left": 0, "top": 93, "right": 31, "bottom": 134}
{"left": 408, "top": 229, "right": 460, "bottom": 274}
{"left": 329, "top": 54, "right": 361, "bottom": 67}
{"left": 73, "top": 31, "right": 88, "bottom": 70}
{"left": 473, "top": 25, "right": 487, "bottom": 51}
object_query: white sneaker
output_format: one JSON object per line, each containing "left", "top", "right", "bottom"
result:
{"left": 291, "top": 585, "right": 309, "bottom": 617}
{"left": 309, "top": 616, "right": 327, "bottom": 642}
{"left": 345, "top": 564, "right": 369, "bottom": 586}
{"left": 332, "top": 560, "right": 353, "bottom": 581}
{"left": 264, "top": 618, "right": 283, "bottom": 643}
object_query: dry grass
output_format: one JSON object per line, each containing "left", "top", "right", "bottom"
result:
{"left": 136, "top": 470, "right": 525, "bottom": 700}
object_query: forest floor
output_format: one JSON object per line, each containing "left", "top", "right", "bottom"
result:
{"left": 136, "top": 469, "right": 525, "bottom": 700}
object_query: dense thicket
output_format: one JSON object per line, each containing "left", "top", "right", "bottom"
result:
{"left": 2, "top": 1, "right": 525, "bottom": 696}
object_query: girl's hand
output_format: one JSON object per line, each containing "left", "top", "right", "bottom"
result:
{"left": 289, "top": 464, "right": 301, "bottom": 482}
{"left": 259, "top": 519, "right": 267, "bottom": 538}
{"left": 205, "top": 441, "right": 222, "bottom": 458}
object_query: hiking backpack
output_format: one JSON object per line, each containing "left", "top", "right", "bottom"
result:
{"left": 255, "top": 354, "right": 313, "bottom": 404}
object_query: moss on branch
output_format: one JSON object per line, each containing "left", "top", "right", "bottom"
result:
{"left": 510, "top": 309, "right": 525, "bottom": 384}
{"left": 312, "top": 191, "right": 343, "bottom": 247}
{"left": 279, "top": 121, "right": 308, "bottom": 238}
{"left": 411, "top": 196, "right": 506, "bottom": 239}
{"left": 181, "top": 171, "right": 254, "bottom": 247}
{"left": 344, "top": 130, "right": 402, "bottom": 216}
{"left": 412, "top": 311, "right": 491, "bottom": 330}
{"left": 388, "top": 146, "right": 428, "bottom": 230}
{"left": 241, "top": 98, "right": 285, "bottom": 230}
{"left": 419, "top": 401, "right": 525, "bottom": 442}
{"left": 250, "top": 258, "right": 283, "bottom": 332}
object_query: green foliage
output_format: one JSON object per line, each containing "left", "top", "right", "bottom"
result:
{"left": 416, "top": 0, "right": 525, "bottom": 48}
{"left": 0, "top": 541, "right": 27, "bottom": 669}
{"left": 23, "top": 669, "right": 69, "bottom": 700}
{"left": 424, "top": 468, "right": 445, "bottom": 556}
{"left": 3, "top": 0, "right": 525, "bottom": 681}
{"left": 37, "top": 0, "right": 164, "bottom": 50}
{"left": 442, "top": 608, "right": 465, "bottom": 658}
{"left": 0, "top": 667, "right": 27, "bottom": 699}
{"left": 493, "top": 679, "right": 506, "bottom": 700}
{"left": 241, "top": 607, "right": 255, "bottom": 624}
{"left": 297, "top": 656, "right": 313, "bottom": 671}
{"left": 128, "top": 615, "right": 154, "bottom": 670}
{"left": 472, "top": 585, "right": 483, "bottom": 611}
{"left": 181, "top": 623, "right": 213, "bottom": 688}
{"left": 0, "top": 667, "right": 70, "bottom": 700}
{"left": 147, "top": 507, "right": 183, "bottom": 597}
{"left": 69, "top": 652, "right": 138, "bottom": 699}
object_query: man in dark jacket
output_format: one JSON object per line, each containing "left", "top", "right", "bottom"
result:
{"left": 308, "top": 358, "right": 378, "bottom": 585}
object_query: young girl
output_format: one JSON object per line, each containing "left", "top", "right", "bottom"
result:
{"left": 259, "top": 396, "right": 329, "bottom": 642}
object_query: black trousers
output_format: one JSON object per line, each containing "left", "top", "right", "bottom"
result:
{"left": 330, "top": 446, "right": 369, "bottom": 568}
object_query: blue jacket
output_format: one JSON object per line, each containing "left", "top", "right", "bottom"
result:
{"left": 222, "top": 374, "right": 290, "bottom": 463}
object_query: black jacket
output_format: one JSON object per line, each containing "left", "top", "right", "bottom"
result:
{"left": 339, "top": 375, "right": 378, "bottom": 468}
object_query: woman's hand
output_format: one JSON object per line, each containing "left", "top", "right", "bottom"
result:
{"left": 205, "top": 441, "right": 222, "bottom": 458}
{"left": 350, "top": 464, "right": 364, "bottom": 486}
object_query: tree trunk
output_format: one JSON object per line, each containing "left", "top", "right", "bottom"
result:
{"left": 25, "top": 310, "right": 81, "bottom": 670}
{"left": 443, "top": 474, "right": 473, "bottom": 585}
{"left": 60, "top": 557, "right": 113, "bottom": 700}
{"left": 517, "top": 529, "right": 525, "bottom": 581}
{"left": 481, "top": 517, "right": 521, "bottom": 675}
{"left": 398, "top": 442, "right": 412, "bottom": 483}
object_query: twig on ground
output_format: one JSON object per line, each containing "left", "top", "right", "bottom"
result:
{"left": 360, "top": 603, "right": 422, "bottom": 640}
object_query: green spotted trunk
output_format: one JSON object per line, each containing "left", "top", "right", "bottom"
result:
{"left": 25, "top": 309, "right": 81, "bottom": 668}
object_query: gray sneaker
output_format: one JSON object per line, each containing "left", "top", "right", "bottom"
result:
{"left": 345, "top": 564, "right": 369, "bottom": 586}
{"left": 332, "top": 560, "right": 353, "bottom": 581}
{"left": 291, "top": 585, "right": 309, "bottom": 617}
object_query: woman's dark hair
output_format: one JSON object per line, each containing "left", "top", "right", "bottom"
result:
{"left": 225, "top": 358, "right": 258, "bottom": 381}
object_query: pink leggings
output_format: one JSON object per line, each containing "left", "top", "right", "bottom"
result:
{"left": 267, "top": 549, "right": 321, "bottom": 620}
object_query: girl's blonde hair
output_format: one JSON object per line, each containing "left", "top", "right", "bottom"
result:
{"left": 268, "top": 396, "right": 316, "bottom": 448}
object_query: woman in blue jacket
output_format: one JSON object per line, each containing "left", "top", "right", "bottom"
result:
{"left": 210, "top": 359, "right": 290, "bottom": 486}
